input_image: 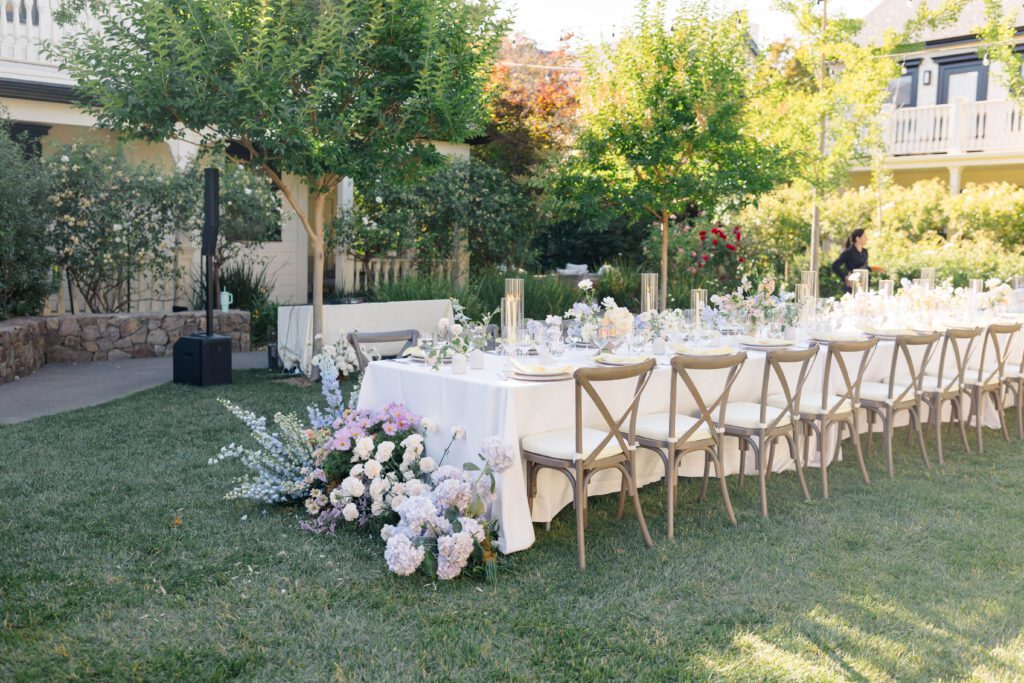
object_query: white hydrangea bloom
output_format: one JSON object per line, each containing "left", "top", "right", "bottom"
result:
{"left": 436, "top": 531, "right": 475, "bottom": 580}
{"left": 341, "top": 476, "right": 365, "bottom": 498}
{"left": 482, "top": 436, "right": 514, "bottom": 473}
{"left": 342, "top": 503, "right": 359, "bottom": 522}
{"left": 384, "top": 534, "right": 425, "bottom": 576}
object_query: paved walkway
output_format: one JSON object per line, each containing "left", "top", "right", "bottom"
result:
{"left": 0, "top": 352, "right": 268, "bottom": 425}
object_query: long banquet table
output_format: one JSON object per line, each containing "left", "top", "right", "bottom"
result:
{"left": 357, "top": 334, "right": 1021, "bottom": 554}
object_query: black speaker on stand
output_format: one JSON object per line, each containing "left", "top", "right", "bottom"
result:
{"left": 173, "top": 167, "right": 233, "bottom": 386}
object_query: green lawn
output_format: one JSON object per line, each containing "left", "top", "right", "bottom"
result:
{"left": 3, "top": 370, "right": 1024, "bottom": 680}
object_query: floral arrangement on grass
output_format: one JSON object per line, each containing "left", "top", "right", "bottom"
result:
{"left": 320, "top": 335, "right": 376, "bottom": 378}
{"left": 213, "top": 350, "right": 512, "bottom": 580}
{"left": 382, "top": 436, "right": 514, "bottom": 580}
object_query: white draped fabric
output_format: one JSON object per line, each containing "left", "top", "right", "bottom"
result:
{"left": 357, "top": 334, "right": 1022, "bottom": 554}
{"left": 277, "top": 300, "right": 454, "bottom": 374}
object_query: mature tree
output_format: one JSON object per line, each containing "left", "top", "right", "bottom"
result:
{"left": 50, "top": 0, "right": 507, "bottom": 358}
{"left": 0, "top": 119, "right": 57, "bottom": 319}
{"left": 475, "top": 33, "right": 581, "bottom": 177}
{"left": 560, "top": 1, "right": 789, "bottom": 307}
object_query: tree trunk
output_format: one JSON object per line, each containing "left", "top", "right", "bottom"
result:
{"left": 660, "top": 210, "right": 669, "bottom": 310}
{"left": 311, "top": 192, "right": 326, "bottom": 369}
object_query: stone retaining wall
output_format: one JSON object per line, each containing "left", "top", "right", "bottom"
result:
{"left": 0, "top": 318, "right": 47, "bottom": 383}
{"left": 0, "top": 311, "right": 250, "bottom": 383}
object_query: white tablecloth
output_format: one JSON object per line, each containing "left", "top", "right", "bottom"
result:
{"left": 357, "top": 332, "right": 1023, "bottom": 554}
{"left": 277, "top": 300, "right": 453, "bottom": 374}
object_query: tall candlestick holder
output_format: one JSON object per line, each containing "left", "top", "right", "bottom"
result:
{"left": 801, "top": 270, "right": 819, "bottom": 300}
{"left": 920, "top": 267, "right": 936, "bottom": 288}
{"left": 504, "top": 278, "right": 524, "bottom": 323}
{"left": 879, "top": 279, "right": 894, "bottom": 298}
{"left": 691, "top": 288, "right": 707, "bottom": 335}
{"left": 853, "top": 268, "right": 870, "bottom": 293}
{"left": 641, "top": 273, "right": 658, "bottom": 313}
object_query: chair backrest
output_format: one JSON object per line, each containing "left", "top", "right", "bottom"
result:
{"left": 757, "top": 343, "right": 820, "bottom": 431}
{"left": 971, "top": 322, "right": 1021, "bottom": 386}
{"left": 573, "top": 359, "right": 657, "bottom": 464}
{"left": 879, "top": 332, "right": 940, "bottom": 404}
{"left": 347, "top": 329, "right": 419, "bottom": 371}
{"left": 933, "top": 326, "right": 982, "bottom": 392}
{"left": 820, "top": 337, "right": 878, "bottom": 418}
{"left": 668, "top": 352, "right": 748, "bottom": 443}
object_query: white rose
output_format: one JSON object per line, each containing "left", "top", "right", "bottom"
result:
{"left": 354, "top": 437, "right": 375, "bottom": 459}
{"left": 419, "top": 456, "right": 437, "bottom": 473}
{"left": 350, "top": 463, "right": 364, "bottom": 478}
{"left": 341, "top": 476, "right": 365, "bottom": 498}
{"left": 420, "top": 418, "right": 439, "bottom": 433}
{"left": 371, "top": 501, "right": 386, "bottom": 516}
{"left": 450, "top": 323, "right": 463, "bottom": 336}
{"left": 364, "top": 459, "right": 382, "bottom": 479}
{"left": 342, "top": 503, "right": 359, "bottom": 522}
{"left": 369, "top": 477, "right": 388, "bottom": 500}
{"left": 438, "top": 317, "right": 450, "bottom": 330}
{"left": 451, "top": 426, "right": 466, "bottom": 440}
{"left": 376, "top": 441, "right": 396, "bottom": 462}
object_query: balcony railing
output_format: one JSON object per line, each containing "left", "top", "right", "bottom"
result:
{"left": 885, "top": 99, "right": 1024, "bottom": 157}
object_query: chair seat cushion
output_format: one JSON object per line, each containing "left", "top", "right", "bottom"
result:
{"left": 894, "top": 374, "right": 961, "bottom": 393}
{"left": 521, "top": 427, "right": 622, "bottom": 461}
{"left": 634, "top": 413, "right": 711, "bottom": 443}
{"left": 859, "top": 381, "right": 916, "bottom": 403}
{"left": 718, "top": 402, "right": 790, "bottom": 430}
{"left": 767, "top": 392, "right": 851, "bottom": 416}
{"left": 962, "top": 374, "right": 1003, "bottom": 387}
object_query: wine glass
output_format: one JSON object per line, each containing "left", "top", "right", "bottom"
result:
{"left": 566, "top": 323, "right": 582, "bottom": 348}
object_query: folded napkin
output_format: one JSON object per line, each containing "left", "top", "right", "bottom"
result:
{"left": 735, "top": 336, "right": 790, "bottom": 347}
{"left": 401, "top": 346, "right": 452, "bottom": 359}
{"left": 810, "top": 331, "right": 867, "bottom": 342}
{"left": 594, "top": 353, "right": 652, "bottom": 365}
{"left": 509, "top": 359, "right": 573, "bottom": 376}
{"left": 667, "top": 343, "right": 735, "bottom": 355}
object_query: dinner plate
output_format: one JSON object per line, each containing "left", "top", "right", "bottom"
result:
{"left": 509, "top": 361, "right": 574, "bottom": 377}
{"left": 809, "top": 332, "right": 868, "bottom": 343}
{"left": 594, "top": 353, "right": 654, "bottom": 366}
{"left": 510, "top": 371, "right": 573, "bottom": 382}
{"left": 667, "top": 343, "right": 737, "bottom": 356}
{"left": 735, "top": 336, "right": 792, "bottom": 349}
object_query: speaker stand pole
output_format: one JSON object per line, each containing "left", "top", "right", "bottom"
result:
{"left": 206, "top": 253, "right": 215, "bottom": 336}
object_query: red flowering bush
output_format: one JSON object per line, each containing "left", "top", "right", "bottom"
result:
{"left": 643, "top": 218, "right": 746, "bottom": 303}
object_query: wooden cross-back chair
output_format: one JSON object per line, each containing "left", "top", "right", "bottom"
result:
{"left": 346, "top": 329, "right": 419, "bottom": 371}
{"left": 521, "top": 359, "right": 657, "bottom": 571}
{"left": 917, "top": 326, "right": 981, "bottom": 463}
{"left": 964, "top": 322, "right": 1020, "bottom": 452}
{"left": 633, "top": 352, "right": 747, "bottom": 538}
{"left": 859, "top": 332, "right": 939, "bottom": 478}
{"left": 721, "top": 343, "right": 819, "bottom": 518}
{"left": 772, "top": 337, "right": 877, "bottom": 499}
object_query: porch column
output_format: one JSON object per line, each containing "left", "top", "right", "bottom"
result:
{"left": 948, "top": 166, "right": 963, "bottom": 195}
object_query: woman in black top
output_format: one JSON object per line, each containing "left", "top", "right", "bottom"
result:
{"left": 832, "top": 229, "right": 869, "bottom": 293}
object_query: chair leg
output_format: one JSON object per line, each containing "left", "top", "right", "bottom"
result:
{"left": 933, "top": 398, "right": 944, "bottom": 466}
{"left": 666, "top": 453, "right": 678, "bottom": 540}
{"left": 786, "top": 433, "right": 811, "bottom": 502}
{"left": 755, "top": 443, "right": 768, "bottom": 518}
{"left": 738, "top": 439, "right": 747, "bottom": 489}
{"left": 573, "top": 473, "right": 586, "bottom": 571}
{"left": 994, "top": 387, "right": 1011, "bottom": 443}
{"left": 626, "top": 456, "right": 653, "bottom": 549}
{"left": 710, "top": 448, "right": 737, "bottom": 526}
{"left": 884, "top": 409, "right": 895, "bottom": 479}
{"left": 766, "top": 439, "right": 777, "bottom": 479}
{"left": 1015, "top": 382, "right": 1024, "bottom": 440}
{"left": 818, "top": 423, "right": 829, "bottom": 499}
{"left": 699, "top": 450, "right": 711, "bottom": 503}
{"left": 615, "top": 471, "right": 626, "bottom": 521}
{"left": 912, "top": 407, "right": 931, "bottom": 469}
{"left": 867, "top": 410, "right": 875, "bottom": 457}
{"left": 973, "top": 389, "right": 984, "bottom": 454}
{"left": 955, "top": 394, "right": 971, "bottom": 455}
{"left": 850, "top": 412, "right": 870, "bottom": 485}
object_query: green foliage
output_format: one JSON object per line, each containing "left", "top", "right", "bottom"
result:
{"left": 0, "top": 122, "right": 57, "bottom": 319}
{"left": 642, "top": 219, "right": 747, "bottom": 295}
{"left": 45, "top": 142, "right": 180, "bottom": 313}
{"left": 947, "top": 182, "right": 1024, "bottom": 246}
{"left": 871, "top": 229, "right": 1024, "bottom": 287}
{"left": 50, "top": 0, "right": 509, "bottom": 190}
{"left": 333, "top": 158, "right": 537, "bottom": 274}
{"left": 178, "top": 154, "right": 283, "bottom": 272}
{"left": 553, "top": 2, "right": 789, "bottom": 303}
{"left": 885, "top": 179, "right": 949, "bottom": 241}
